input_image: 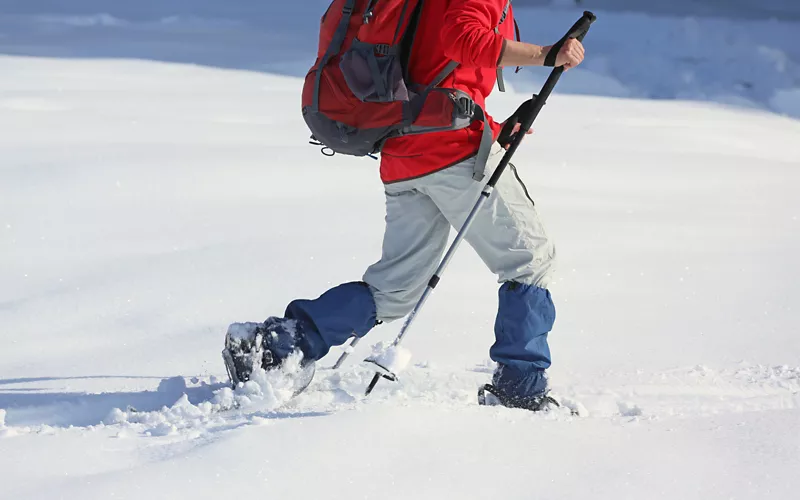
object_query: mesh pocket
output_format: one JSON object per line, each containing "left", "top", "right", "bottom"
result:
{"left": 340, "top": 41, "right": 409, "bottom": 103}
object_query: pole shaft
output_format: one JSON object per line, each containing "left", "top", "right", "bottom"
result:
{"left": 394, "top": 187, "right": 493, "bottom": 346}
{"left": 332, "top": 335, "right": 360, "bottom": 369}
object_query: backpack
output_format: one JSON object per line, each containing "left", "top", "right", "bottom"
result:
{"left": 301, "top": 0, "right": 518, "bottom": 181}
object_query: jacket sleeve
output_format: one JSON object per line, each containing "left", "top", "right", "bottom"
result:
{"left": 441, "top": 0, "right": 507, "bottom": 69}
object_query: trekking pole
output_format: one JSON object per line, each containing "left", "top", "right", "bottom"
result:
{"left": 363, "top": 11, "right": 597, "bottom": 396}
{"left": 332, "top": 335, "right": 360, "bottom": 369}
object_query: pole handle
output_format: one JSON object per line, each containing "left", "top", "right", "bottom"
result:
{"left": 543, "top": 11, "right": 596, "bottom": 67}
{"left": 565, "top": 10, "right": 597, "bottom": 43}
{"left": 497, "top": 97, "right": 535, "bottom": 148}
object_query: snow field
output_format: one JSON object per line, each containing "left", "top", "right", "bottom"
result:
{"left": 1, "top": 3, "right": 799, "bottom": 499}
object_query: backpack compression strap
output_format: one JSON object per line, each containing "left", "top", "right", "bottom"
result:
{"left": 312, "top": 0, "right": 358, "bottom": 112}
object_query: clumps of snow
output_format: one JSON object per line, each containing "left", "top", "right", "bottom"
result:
{"left": 368, "top": 342, "right": 413, "bottom": 376}
{"left": 689, "top": 364, "right": 713, "bottom": 376}
{"left": 733, "top": 364, "right": 800, "bottom": 390}
{"left": 618, "top": 401, "right": 644, "bottom": 417}
{"left": 103, "top": 352, "right": 310, "bottom": 437}
{"left": 226, "top": 321, "right": 262, "bottom": 341}
{"left": 157, "top": 376, "right": 188, "bottom": 395}
{"left": 558, "top": 396, "right": 590, "bottom": 417}
{"left": 103, "top": 408, "right": 128, "bottom": 425}
{"left": 226, "top": 320, "right": 299, "bottom": 348}
{"left": 0, "top": 409, "right": 14, "bottom": 437}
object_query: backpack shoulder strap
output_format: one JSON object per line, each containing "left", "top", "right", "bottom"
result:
{"left": 499, "top": 0, "right": 511, "bottom": 26}
{"left": 429, "top": 60, "right": 459, "bottom": 89}
{"left": 495, "top": 0, "right": 513, "bottom": 92}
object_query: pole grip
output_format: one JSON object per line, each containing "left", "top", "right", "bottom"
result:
{"left": 565, "top": 10, "right": 596, "bottom": 43}
{"left": 543, "top": 11, "right": 596, "bottom": 67}
{"left": 497, "top": 98, "right": 535, "bottom": 147}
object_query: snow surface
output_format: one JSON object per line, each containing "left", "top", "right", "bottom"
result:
{"left": 1, "top": 2, "right": 800, "bottom": 499}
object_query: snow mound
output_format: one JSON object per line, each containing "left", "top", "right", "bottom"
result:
{"left": 368, "top": 342, "right": 413, "bottom": 376}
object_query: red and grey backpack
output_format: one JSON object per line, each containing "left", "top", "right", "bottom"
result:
{"left": 301, "top": 0, "right": 518, "bottom": 181}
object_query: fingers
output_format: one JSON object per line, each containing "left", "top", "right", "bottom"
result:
{"left": 501, "top": 124, "right": 533, "bottom": 149}
{"left": 571, "top": 38, "right": 585, "bottom": 59}
{"left": 559, "top": 39, "right": 585, "bottom": 69}
{"left": 512, "top": 123, "right": 534, "bottom": 135}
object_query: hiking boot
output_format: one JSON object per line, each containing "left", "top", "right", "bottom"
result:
{"left": 222, "top": 317, "right": 315, "bottom": 388}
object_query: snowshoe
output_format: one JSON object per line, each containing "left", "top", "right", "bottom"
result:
{"left": 477, "top": 384, "right": 560, "bottom": 412}
{"left": 221, "top": 318, "right": 315, "bottom": 396}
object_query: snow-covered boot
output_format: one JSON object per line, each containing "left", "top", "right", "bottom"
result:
{"left": 477, "top": 363, "right": 559, "bottom": 412}
{"left": 221, "top": 317, "right": 317, "bottom": 390}
{"left": 477, "top": 383, "right": 560, "bottom": 412}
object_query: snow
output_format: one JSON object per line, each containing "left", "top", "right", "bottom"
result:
{"left": 368, "top": 342, "right": 414, "bottom": 376}
{"left": 226, "top": 321, "right": 266, "bottom": 342}
{"left": 507, "top": 8, "right": 800, "bottom": 117}
{"left": 1, "top": 1, "right": 799, "bottom": 499}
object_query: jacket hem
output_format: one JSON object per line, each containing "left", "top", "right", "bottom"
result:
{"left": 382, "top": 151, "right": 479, "bottom": 185}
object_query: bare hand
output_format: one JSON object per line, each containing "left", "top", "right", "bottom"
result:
{"left": 553, "top": 38, "right": 585, "bottom": 70}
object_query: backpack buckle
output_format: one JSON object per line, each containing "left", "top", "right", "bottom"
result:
{"left": 455, "top": 96, "right": 475, "bottom": 119}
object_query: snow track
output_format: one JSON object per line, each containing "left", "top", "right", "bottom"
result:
{"left": 3, "top": 360, "right": 797, "bottom": 439}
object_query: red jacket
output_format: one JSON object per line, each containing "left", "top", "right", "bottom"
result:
{"left": 380, "top": 0, "right": 514, "bottom": 184}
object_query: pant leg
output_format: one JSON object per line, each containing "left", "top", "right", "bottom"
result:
{"left": 285, "top": 281, "right": 377, "bottom": 361}
{"left": 417, "top": 145, "right": 556, "bottom": 288}
{"left": 363, "top": 183, "right": 451, "bottom": 322}
{"left": 491, "top": 282, "right": 554, "bottom": 396}
{"left": 418, "top": 146, "right": 556, "bottom": 397}
{"left": 283, "top": 184, "right": 449, "bottom": 361}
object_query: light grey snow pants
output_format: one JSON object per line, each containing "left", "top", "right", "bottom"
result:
{"left": 363, "top": 144, "right": 557, "bottom": 322}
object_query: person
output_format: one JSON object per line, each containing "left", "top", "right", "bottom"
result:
{"left": 224, "top": 0, "right": 585, "bottom": 411}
